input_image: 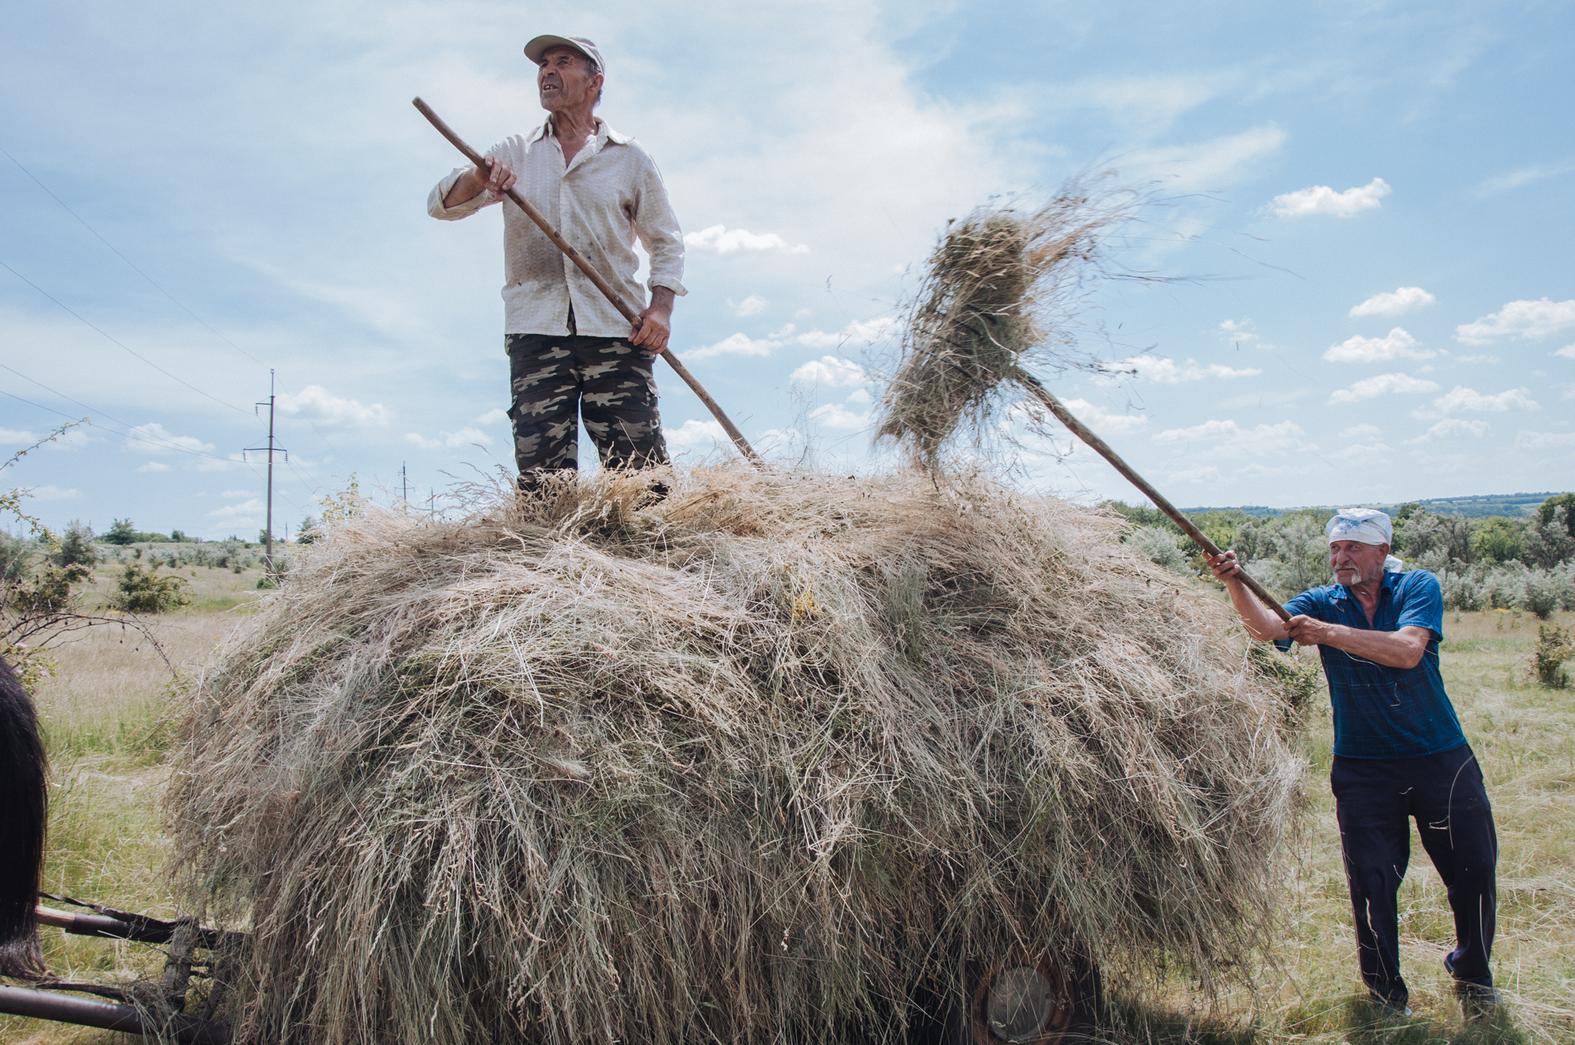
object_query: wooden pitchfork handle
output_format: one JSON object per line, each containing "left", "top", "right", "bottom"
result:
{"left": 1020, "top": 371, "right": 1291, "bottom": 622}
{"left": 413, "top": 97, "right": 761, "bottom": 467}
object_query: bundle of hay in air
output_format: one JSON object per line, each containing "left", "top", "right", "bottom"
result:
{"left": 168, "top": 466, "right": 1307, "bottom": 1044}
{"left": 877, "top": 187, "right": 1135, "bottom": 469}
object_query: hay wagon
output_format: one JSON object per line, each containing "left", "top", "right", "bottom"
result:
{"left": 3, "top": 470, "right": 1304, "bottom": 1045}
{"left": 4, "top": 892, "right": 1101, "bottom": 1044}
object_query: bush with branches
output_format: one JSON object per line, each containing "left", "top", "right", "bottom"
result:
{"left": 112, "top": 562, "right": 191, "bottom": 613}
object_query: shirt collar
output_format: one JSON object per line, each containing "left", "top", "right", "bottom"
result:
{"left": 528, "top": 116, "right": 629, "bottom": 146}
{"left": 1329, "top": 569, "right": 1400, "bottom": 602}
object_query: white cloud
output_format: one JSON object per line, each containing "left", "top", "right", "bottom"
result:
{"left": 405, "top": 426, "right": 491, "bottom": 450}
{"left": 686, "top": 315, "right": 895, "bottom": 362}
{"left": 125, "top": 422, "right": 216, "bottom": 456}
{"left": 1323, "top": 327, "right": 1433, "bottom": 363}
{"left": 1328, "top": 372, "right": 1439, "bottom": 403}
{"left": 1475, "top": 158, "right": 1575, "bottom": 196}
{"left": 664, "top": 419, "right": 730, "bottom": 453}
{"left": 1428, "top": 386, "right": 1538, "bottom": 414}
{"left": 1411, "top": 419, "right": 1489, "bottom": 443}
{"left": 794, "top": 315, "right": 898, "bottom": 349}
{"left": 277, "top": 385, "right": 390, "bottom": 428}
{"left": 28, "top": 485, "right": 80, "bottom": 501}
{"left": 1, "top": 428, "right": 40, "bottom": 444}
{"left": 136, "top": 461, "right": 172, "bottom": 474}
{"left": 1341, "top": 423, "right": 1383, "bottom": 440}
{"left": 1104, "top": 355, "right": 1260, "bottom": 383}
{"left": 731, "top": 294, "right": 768, "bottom": 317}
{"left": 1514, "top": 430, "right": 1575, "bottom": 450}
{"left": 1457, "top": 353, "right": 1499, "bottom": 364}
{"left": 686, "top": 332, "right": 784, "bottom": 361}
{"left": 1153, "top": 419, "right": 1311, "bottom": 454}
{"left": 808, "top": 402, "right": 869, "bottom": 431}
{"left": 1217, "top": 318, "right": 1258, "bottom": 346}
{"left": 1456, "top": 298, "right": 1575, "bottom": 345}
{"left": 684, "top": 224, "right": 809, "bottom": 255}
{"left": 1062, "top": 398, "right": 1148, "bottom": 434}
{"left": 1349, "top": 287, "right": 1435, "bottom": 318}
{"left": 791, "top": 355, "right": 870, "bottom": 387}
{"left": 1272, "top": 176, "right": 1390, "bottom": 218}
{"left": 44, "top": 429, "right": 93, "bottom": 451}
{"left": 472, "top": 407, "right": 509, "bottom": 426}
{"left": 207, "top": 497, "right": 265, "bottom": 528}
{"left": 1123, "top": 124, "right": 1287, "bottom": 191}
{"left": 1556, "top": 344, "right": 1575, "bottom": 359}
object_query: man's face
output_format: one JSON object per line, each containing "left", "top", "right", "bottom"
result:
{"left": 1329, "top": 539, "right": 1388, "bottom": 586}
{"left": 537, "top": 45, "right": 600, "bottom": 113}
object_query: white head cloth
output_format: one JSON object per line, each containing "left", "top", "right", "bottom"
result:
{"left": 1325, "top": 507, "right": 1392, "bottom": 546}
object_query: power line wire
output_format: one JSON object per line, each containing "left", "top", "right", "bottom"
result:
{"left": 0, "top": 142, "right": 270, "bottom": 368}
{"left": 0, "top": 374, "right": 249, "bottom": 467}
{"left": 0, "top": 256, "right": 252, "bottom": 416}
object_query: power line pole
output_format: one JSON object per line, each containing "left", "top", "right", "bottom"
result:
{"left": 244, "top": 369, "right": 288, "bottom": 576}
{"left": 401, "top": 462, "right": 409, "bottom": 507}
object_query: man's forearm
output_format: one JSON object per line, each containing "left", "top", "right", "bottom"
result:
{"left": 648, "top": 286, "right": 676, "bottom": 315}
{"left": 443, "top": 168, "right": 487, "bottom": 209}
{"left": 1313, "top": 624, "right": 1428, "bottom": 669}
{"left": 1225, "top": 578, "right": 1288, "bottom": 641}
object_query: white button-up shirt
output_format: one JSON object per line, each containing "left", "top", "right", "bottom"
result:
{"left": 428, "top": 118, "right": 687, "bottom": 339}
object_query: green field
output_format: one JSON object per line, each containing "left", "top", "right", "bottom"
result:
{"left": 4, "top": 563, "right": 1572, "bottom": 1043}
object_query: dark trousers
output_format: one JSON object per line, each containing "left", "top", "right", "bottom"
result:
{"left": 1331, "top": 745, "right": 1497, "bottom": 1007}
{"left": 505, "top": 332, "right": 668, "bottom": 487}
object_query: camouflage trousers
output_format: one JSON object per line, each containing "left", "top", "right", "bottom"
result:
{"left": 505, "top": 333, "right": 669, "bottom": 484}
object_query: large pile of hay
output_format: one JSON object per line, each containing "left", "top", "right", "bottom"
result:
{"left": 169, "top": 467, "right": 1306, "bottom": 1044}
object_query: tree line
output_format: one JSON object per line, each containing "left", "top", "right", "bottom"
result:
{"left": 1114, "top": 493, "right": 1575, "bottom": 617}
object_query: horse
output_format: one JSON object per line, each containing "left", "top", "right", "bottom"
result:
{"left": 0, "top": 655, "right": 47, "bottom": 977}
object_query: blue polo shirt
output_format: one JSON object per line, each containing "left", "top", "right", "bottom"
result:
{"left": 1278, "top": 569, "right": 1467, "bottom": 759}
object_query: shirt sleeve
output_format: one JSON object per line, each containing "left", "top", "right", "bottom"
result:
{"left": 427, "top": 165, "right": 498, "bottom": 220}
{"left": 1394, "top": 571, "right": 1445, "bottom": 643}
{"left": 1273, "top": 589, "right": 1324, "bottom": 652}
{"left": 428, "top": 139, "right": 515, "bottom": 221}
{"left": 629, "top": 152, "right": 687, "bottom": 297}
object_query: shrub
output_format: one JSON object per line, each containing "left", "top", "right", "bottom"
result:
{"left": 112, "top": 562, "right": 191, "bottom": 613}
{"left": 14, "top": 563, "right": 91, "bottom": 615}
{"left": 1469, "top": 516, "right": 1525, "bottom": 564}
{"left": 1126, "top": 524, "right": 1189, "bottom": 573}
{"left": 103, "top": 517, "right": 138, "bottom": 545}
{"left": 1531, "top": 624, "right": 1573, "bottom": 689}
{"left": 1525, "top": 571, "right": 1563, "bottom": 619}
{"left": 54, "top": 521, "right": 98, "bottom": 567}
{"left": 0, "top": 531, "right": 32, "bottom": 588}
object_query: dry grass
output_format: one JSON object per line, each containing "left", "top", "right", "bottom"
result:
{"left": 4, "top": 560, "right": 1571, "bottom": 1043}
{"left": 875, "top": 186, "right": 1135, "bottom": 469}
{"left": 167, "top": 467, "right": 1308, "bottom": 1044}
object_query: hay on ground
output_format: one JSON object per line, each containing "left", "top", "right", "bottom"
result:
{"left": 168, "top": 466, "right": 1307, "bottom": 1044}
{"left": 876, "top": 187, "right": 1134, "bottom": 469}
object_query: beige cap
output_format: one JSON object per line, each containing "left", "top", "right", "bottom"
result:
{"left": 524, "top": 35, "right": 604, "bottom": 75}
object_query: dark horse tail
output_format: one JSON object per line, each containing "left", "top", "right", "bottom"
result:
{"left": 0, "top": 656, "right": 47, "bottom": 977}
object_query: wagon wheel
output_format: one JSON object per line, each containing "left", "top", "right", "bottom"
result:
{"left": 963, "top": 953, "right": 1099, "bottom": 1045}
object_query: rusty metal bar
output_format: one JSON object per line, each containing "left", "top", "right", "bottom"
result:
{"left": 0, "top": 984, "right": 229, "bottom": 1044}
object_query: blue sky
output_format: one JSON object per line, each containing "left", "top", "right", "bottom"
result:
{"left": 2, "top": 0, "right": 1571, "bottom": 538}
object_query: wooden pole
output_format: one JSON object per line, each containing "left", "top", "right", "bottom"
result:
{"left": 412, "top": 97, "right": 761, "bottom": 467}
{"left": 1020, "top": 371, "right": 1291, "bottom": 622}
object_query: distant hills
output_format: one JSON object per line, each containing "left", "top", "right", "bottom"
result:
{"left": 1177, "top": 492, "right": 1564, "bottom": 520}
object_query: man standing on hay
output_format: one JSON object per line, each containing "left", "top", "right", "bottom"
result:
{"left": 428, "top": 34, "right": 683, "bottom": 491}
{"left": 1209, "top": 509, "right": 1498, "bottom": 1021}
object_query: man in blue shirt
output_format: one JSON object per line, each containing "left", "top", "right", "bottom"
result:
{"left": 1208, "top": 509, "right": 1497, "bottom": 1020}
